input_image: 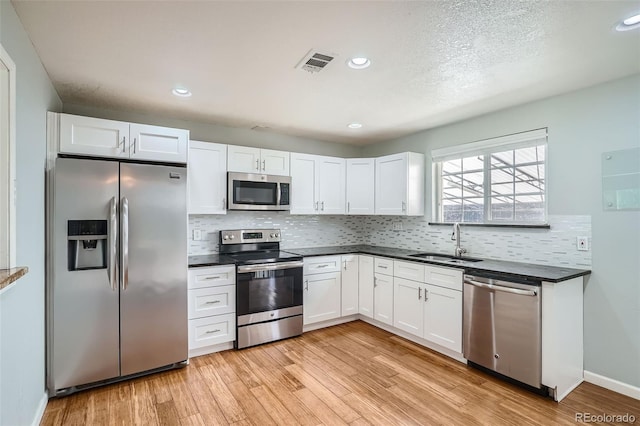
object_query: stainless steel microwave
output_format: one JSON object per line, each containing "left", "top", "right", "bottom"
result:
{"left": 227, "top": 172, "right": 291, "bottom": 211}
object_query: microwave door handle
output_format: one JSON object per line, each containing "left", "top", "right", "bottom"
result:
{"left": 277, "top": 183, "right": 281, "bottom": 206}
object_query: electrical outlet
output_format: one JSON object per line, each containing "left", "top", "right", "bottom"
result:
{"left": 577, "top": 236, "right": 589, "bottom": 251}
{"left": 193, "top": 229, "right": 202, "bottom": 241}
{"left": 392, "top": 221, "right": 403, "bottom": 231}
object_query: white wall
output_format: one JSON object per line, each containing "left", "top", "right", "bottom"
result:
{"left": 0, "top": 2, "right": 62, "bottom": 425}
{"left": 362, "top": 74, "right": 640, "bottom": 388}
{"left": 63, "top": 103, "right": 361, "bottom": 158}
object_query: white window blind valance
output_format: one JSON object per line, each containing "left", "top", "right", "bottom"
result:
{"left": 431, "top": 128, "right": 548, "bottom": 163}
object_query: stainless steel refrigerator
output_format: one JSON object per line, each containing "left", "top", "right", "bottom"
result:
{"left": 47, "top": 157, "right": 187, "bottom": 396}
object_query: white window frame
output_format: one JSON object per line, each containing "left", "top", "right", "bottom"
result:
{"left": 432, "top": 128, "right": 548, "bottom": 225}
{"left": 0, "top": 43, "right": 17, "bottom": 269}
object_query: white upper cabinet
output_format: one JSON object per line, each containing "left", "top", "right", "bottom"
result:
{"left": 290, "top": 153, "right": 345, "bottom": 215}
{"left": 375, "top": 152, "right": 424, "bottom": 216}
{"left": 129, "top": 123, "right": 188, "bottom": 163}
{"left": 59, "top": 114, "right": 130, "bottom": 159}
{"left": 346, "top": 158, "right": 375, "bottom": 215}
{"left": 227, "top": 145, "right": 289, "bottom": 176}
{"left": 58, "top": 113, "right": 188, "bottom": 163}
{"left": 318, "top": 156, "right": 346, "bottom": 214}
{"left": 261, "top": 148, "right": 290, "bottom": 176}
{"left": 188, "top": 141, "right": 227, "bottom": 215}
{"left": 290, "top": 153, "right": 318, "bottom": 214}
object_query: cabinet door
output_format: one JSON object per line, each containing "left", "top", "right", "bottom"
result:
{"left": 358, "top": 255, "right": 374, "bottom": 318}
{"left": 227, "top": 145, "right": 261, "bottom": 173}
{"left": 59, "top": 113, "right": 130, "bottom": 158}
{"left": 260, "top": 149, "right": 290, "bottom": 176}
{"left": 375, "top": 153, "right": 407, "bottom": 215}
{"left": 374, "top": 273, "right": 394, "bottom": 325}
{"left": 424, "top": 284, "right": 462, "bottom": 353}
{"left": 393, "top": 277, "right": 423, "bottom": 337}
{"left": 129, "top": 123, "right": 188, "bottom": 163}
{"left": 303, "top": 272, "right": 341, "bottom": 325}
{"left": 188, "top": 141, "right": 227, "bottom": 214}
{"left": 290, "top": 153, "right": 318, "bottom": 214}
{"left": 346, "top": 158, "right": 375, "bottom": 215}
{"left": 341, "top": 255, "right": 359, "bottom": 316}
{"left": 317, "top": 157, "right": 346, "bottom": 215}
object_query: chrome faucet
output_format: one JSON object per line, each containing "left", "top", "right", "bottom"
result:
{"left": 452, "top": 222, "right": 467, "bottom": 257}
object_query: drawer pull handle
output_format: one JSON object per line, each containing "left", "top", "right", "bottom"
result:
{"left": 206, "top": 329, "right": 221, "bottom": 334}
{"left": 205, "top": 300, "right": 221, "bottom": 304}
{"left": 317, "top": 264, "right": 329, "bottom": 268}
{"left": 203, "top": 276, "right": 221, "bottom": 280}
{"left": 378, "top": 265, "right": 388, "bottom": 269}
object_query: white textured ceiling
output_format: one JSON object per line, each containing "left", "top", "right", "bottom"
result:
{"left": 11, "top": 0, "right": 640, "bottom": 145}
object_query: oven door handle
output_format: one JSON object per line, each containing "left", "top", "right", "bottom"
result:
{"left": 464, "top": 279, "right": 537, "bottom": 296}
{"left": 237, "top": 261, "right": 304, "bottom": 273}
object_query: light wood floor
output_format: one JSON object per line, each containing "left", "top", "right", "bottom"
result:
{"left": 42, "top": 321, "right": 639, "bottom": 425}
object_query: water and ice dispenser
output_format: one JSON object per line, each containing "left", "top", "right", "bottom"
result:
{"left": 67, "top": 220, "right": 108, "bottom": 271}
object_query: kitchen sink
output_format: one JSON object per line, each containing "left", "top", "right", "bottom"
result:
{"left": 408, "top": 253, "right": 483, "bottom": 263}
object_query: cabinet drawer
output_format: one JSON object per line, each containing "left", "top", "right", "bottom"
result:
{"left": 424, "top": 265, "right": 463, "bottom": 291}
{"left": 188, "top": 313, "right": 236, "bottom": 349}
{"left": 374, "top": 257, "right": 393, "bottom": 276}
{"left": 188, "top": 265, "right": 236, "bottom": 289}
{"left": 393, "top": 260, "right": 425, "bottom": 282}
{"left": 304, "top": 256, "right": 342, "bottom": 275}
{"left": 188, "top": 285, "right": 235, "bottom": 320}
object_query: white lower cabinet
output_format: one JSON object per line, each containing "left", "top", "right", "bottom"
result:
{"left": 188, "top": 265, "right": 236, "bottom": 356}
{"left": 393, "top": 277, "right": 423, "bottom": 336}
{"left": 358, "top": 255, "right": 374, "bottom": 318}
{"left": 303, "top": 271, "right": 342, "bottom": 325}
{"left": 373, "top": 272, "right": 394, "bottom": 326}
{"left": 188, "top": 313, "right": 236, "bottom": 350}
{"left": 393, "top": 260, "right": 463, "bottom": 353}
{"left": 341, "top": 255, "right": 359, "bottom": 316}
{"left": 423, "top": 284, "right": 462, "bottom": 352}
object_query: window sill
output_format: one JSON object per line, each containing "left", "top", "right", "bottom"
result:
{"left": 428, "top": 222, "right": 551, "bottom": 229}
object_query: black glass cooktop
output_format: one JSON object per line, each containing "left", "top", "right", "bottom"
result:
{"left": 227, "top": 250, "right": 302, "bottom": 265}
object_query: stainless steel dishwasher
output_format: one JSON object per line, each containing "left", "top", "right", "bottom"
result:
{"left": 463, "top": 273, "right": 545, "bottom": 392}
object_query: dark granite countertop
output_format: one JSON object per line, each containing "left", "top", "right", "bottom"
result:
{"left": 188, "top": 254, "right": 235, "bottom": 268}
{"left": 188, "top": 244, "right": 591, "bottom": 283}
{"left": 285, "top": 245, "right": 591, "bottom": 283}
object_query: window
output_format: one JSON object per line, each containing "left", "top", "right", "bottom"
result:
{"left": 433, "top": 129, "right": 547, "bottom": 225}
{"left": 0, "top": 43, "right": 16, "bottom": 269}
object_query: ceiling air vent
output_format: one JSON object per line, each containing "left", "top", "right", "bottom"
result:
{"left": 296, "top": 49, "right": 335, "bottom": 73}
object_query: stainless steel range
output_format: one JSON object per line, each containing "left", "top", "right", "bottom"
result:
{"left": 220, "top": 229, "right": 303, "bottom": 349}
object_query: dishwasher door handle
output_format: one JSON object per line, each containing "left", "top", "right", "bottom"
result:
{"left": 464, "top": 279, "right": 537, "bottom": 296}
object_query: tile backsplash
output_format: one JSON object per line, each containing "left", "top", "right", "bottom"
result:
{"left": 189, "top": 213, "right": 591, "bottom": 269}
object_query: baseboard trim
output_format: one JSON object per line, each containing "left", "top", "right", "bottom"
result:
{"left": 31, "top": 392, "right": 48, "bottom": 426}
{"left": 584, "top": 371, "right": 640, "bottom": 400}
{"left": 303, "top": 315, "right": 357, "bottom": 333}
{"left": 189, "top": 341, "right": 234, "bottom": 358}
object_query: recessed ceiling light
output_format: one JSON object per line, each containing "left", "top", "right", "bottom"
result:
{"left": 616, "top": 13, "right": 640, "bottom": 31}
{"left": 172, "top": 87, "right": 192, "bottom": 97}
{"left": 347, "top": 57, "right": 371, "bottom": 69}
{"left": 348, "top": 122, "right": 363, "bottom": 129}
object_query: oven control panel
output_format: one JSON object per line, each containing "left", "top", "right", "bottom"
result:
{"left": 220, "top": 229, "right": 281, "bottom": 244}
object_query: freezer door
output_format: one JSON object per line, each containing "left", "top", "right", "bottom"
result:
{"left": 51, "top": 158, "right": 120, "bottom": 391}
{"left": 119, "top": 163, "right": 188, "bottom": 376}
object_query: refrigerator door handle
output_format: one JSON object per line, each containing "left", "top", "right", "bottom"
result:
{"left": 108, "top": 196, "right": 117, "bottom": 291}
{"left": 121, "top": 197, "right": 129, "bottom": 290}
